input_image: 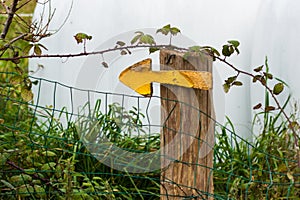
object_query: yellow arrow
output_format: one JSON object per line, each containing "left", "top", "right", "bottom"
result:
{"left": 119, "top": 58, "right": 212, "bottom": 96}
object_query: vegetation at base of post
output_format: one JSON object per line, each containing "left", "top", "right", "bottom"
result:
{"left": 0, "top": 96, "right": 160, "bottom": 199}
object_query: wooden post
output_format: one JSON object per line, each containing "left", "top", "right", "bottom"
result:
{"left": 160, "top": 49, "right": 214, "bottom": 199}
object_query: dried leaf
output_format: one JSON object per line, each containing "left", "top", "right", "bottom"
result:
{"left": 102, "top": 61, "right": 109, "bottom": 68}
{"left": 265, "top": 106, "right": 276, "bottom": 112}
{"left": 253, "top": 103, "right": 262, "bottom": 110}
{"left": 120, "top": 50, "right": 127, "bottom": 55}
{"left": 263, "top": 72, "right": 273, "bottom": 79}
{"left": 253, "top": 75, "right": 261, "bottom": 83}
{"left": 254, "top": 65, "right": 263, "bottom": 72}
{"left": 287, "top": 172, "right": 294, "bottom": 182}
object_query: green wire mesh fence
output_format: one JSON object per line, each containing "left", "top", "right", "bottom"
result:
{"left": 1, "top": 71, "right": 300, "bottom": 199}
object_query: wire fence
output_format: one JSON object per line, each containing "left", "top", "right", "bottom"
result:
{"left": 0, "top": 71, "right": 300, "bottom": 199}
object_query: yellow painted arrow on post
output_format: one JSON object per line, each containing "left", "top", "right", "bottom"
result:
{"left": 119, "top": 58, "right": 212, "bottom": 96}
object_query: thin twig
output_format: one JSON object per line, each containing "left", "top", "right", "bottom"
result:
{"left": 0, "top": 33, "right": 27, "bottom": 56}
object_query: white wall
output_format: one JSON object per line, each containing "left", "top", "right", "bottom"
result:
{"left": 30, "top": 0, "right": 300, "bottom": 138}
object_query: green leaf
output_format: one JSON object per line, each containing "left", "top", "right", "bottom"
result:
{"left": 156, "top": 24, "right": 171, "bottom": 35}
{"left": 74, "top": 33, "right": 92, "bottom": 44}
{"left": 234, "top": 47, "right": 240, "bottom": 54}
{"left": 223, "top": 83, "right": 230, "bottom": 93}
{"left": 208, "top": 46, "right": 220, "bottom": 56}
{"left": 188, "top": 46, "right": 201, "bottom": 52}
{"left": 134, "top": 31, "right": 144, "bottom": 35}
{"left": 18, "top": 185, "right": 34, "bottom": 197}
{"left": 41, "top": 151, "right": 57, "bottom": 157}
{"left": 41, "top": 162, "right": 56, "bottom": 171}
{"left": 232, "top": 81, "right": 243, "bottom": 86}
{"left": 228, "top": 40, "right": 240, "bottom": 48}
{"left": 229, "top": 46, "right": 234, "bottom": 54}
{"left": 139, "top": 34, "right": 156, "bottom": 45}
{"left": 1, "top": 180, "right": 15, "bottom": 189}
{"left": 131, "top": 34, "right": 142, "bottom": 45}
{"left": 34, "top": 45, "right": 42, "bottom": 56}
{"left": 253, "top": 103, "right": 262, "bottom": 110}
{"left": 21, "top": 88, "right": 33, "bottom": 102}
{"left": 34, "top": 185, "right": 46, "bottom": 198}
{"left": 222, "top": 45, "right": 232, "bottom": 57}
{"left": 116, "top": 41, "right": 126, "bottom": 46}
{"left": 273, "top": 82, "right": 284, "bottom": 95}
{"left": 170, "top": 27, "right": 181, "bottom": 36}
{"left": 23, "top": 44, "right": 33, "bottom": 54}
{"left": 225, "top": 76, "right": 237, "bottom": 84}
{"left": 149, "top": 47, "right": 160, "bottom": 54}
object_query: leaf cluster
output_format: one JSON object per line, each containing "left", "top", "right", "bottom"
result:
{"left": 156, "top": 24, "right": 180, "bottom": 36}
{"left": 222, "top": 40, "right": 240, "bottom": 57}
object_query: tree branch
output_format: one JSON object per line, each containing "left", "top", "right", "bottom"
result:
{"left": 0, "top": 0, "right": 19, "bottom": 40}
{"left": 215, "top": 56, "right": 300, "bottom": 156}
{"left": 0, "top": 44, "right": 185, "bottom": 60}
